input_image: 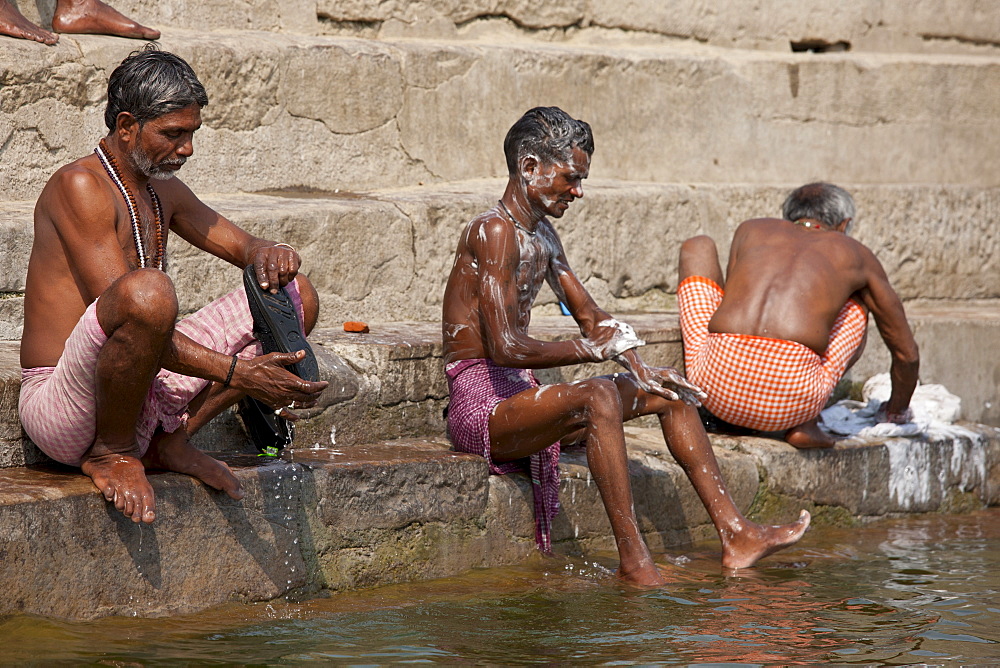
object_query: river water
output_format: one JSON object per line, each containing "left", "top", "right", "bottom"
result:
{"left": 2, "top": 508, "right": 998, "bottom": 665}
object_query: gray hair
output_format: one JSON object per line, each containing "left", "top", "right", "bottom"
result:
{"left": 503, "top": 107, "right": 594, "bottom": 175}
{"left": 782, "top": 182, "right": 856, "bottom": 230}
{"left": 104, "top": 45, "right": 208, "bottom": 131}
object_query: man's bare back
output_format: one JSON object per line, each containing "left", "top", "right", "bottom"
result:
{"left": 711, "top": 217, "right": 882, "bottom": 355}
{"left": 678, "top": 183, "right": 919, "bottom": 448}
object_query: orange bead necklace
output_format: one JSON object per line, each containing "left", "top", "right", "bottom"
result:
{"left": 94, "top": 139, "right": 165, "bottom": 270}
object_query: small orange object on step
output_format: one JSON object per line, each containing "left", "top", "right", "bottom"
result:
{"left": 343, "top": 321, "right": 370, "bottom": 333}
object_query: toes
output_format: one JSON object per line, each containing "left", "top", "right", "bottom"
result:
{"left": 123, "top": 494, "right": 137, "bottom": 521}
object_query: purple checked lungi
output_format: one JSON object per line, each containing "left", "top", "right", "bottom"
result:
{"left": 445, "top": 358, "right": 560, "bottom": 553}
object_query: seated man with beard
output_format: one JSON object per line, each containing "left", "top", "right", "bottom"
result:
{"left": 19, "top": 46, "right": 328, "bottom": 523}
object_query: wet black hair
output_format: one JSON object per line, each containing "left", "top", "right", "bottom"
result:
{"left": 104, "top": 44, "right": 208, "bottom": 131}
{"left": 503, "top": 107, "right": 594, "bottom": 176}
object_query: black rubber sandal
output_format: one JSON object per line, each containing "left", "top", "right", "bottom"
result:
{"left": 236, "top": 266, "right": 319, "bottom": 456}
{"left": 242, "top": 265, "right": 319, "bottom": 382}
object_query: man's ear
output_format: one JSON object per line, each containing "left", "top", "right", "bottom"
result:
{"left": 519, "top": 155, "right": 538, "bottom": 180}
{"left": 837, "top": 217, "right": 853, "bottom": 234}
{"left": 116, "top": 112, "right": 140, "bottom": 144}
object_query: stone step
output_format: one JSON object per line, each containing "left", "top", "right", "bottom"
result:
{"left": 3, "top": 30, "right": 1000, "bottom": 201}
{"left": 0, "top": 427, "right": 995, "bottom": 619}
{"left": 317, "top": 0, "right": 1000, "bottom": 57}
{"left": 4, "top": 302, "right": 1000, "bottom": 469}
{"left": 18, "top": 0, "right": 1000, "bottom": 56}
{"left": 1, "top": 180, "right": 997, "bottom": 340}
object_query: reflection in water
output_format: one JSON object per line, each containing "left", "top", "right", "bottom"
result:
{"left": 0, "top": 510, "right": 998, "bottom": 664}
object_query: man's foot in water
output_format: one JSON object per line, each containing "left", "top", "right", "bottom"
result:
{"left": 720, "top": 510, "right": 811, "bottom": 569}
{"left": 785, "top": 419, "right": 836, "bottom": 449}
{"left": 52, "top": 0, "right": 159, "bottom": 39}
{"left": 617, "top": 559, "right": 668, "bottom": 588}
{"left": 144, "top": 430, "right": 245, "bottom": 501}
{"left": 0, "top": 1, "right": 58, "bottom": 44}
{"left": 81, "top": 450, "right": 157, "bottom": 523}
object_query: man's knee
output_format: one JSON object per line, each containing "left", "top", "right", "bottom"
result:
{"left": 680, "top": 235, "right": 718, "bottom": 259}
{"left": 294, "top": 274, "right": 319, "bottom": 334}
{"left": 573, "top": 378, "right": 623, "bottom": 424}
{"left": 99, "top": 269, "right": 178, "bottom": 335}
{"left": 678, "top": 235, "right": 722, "bottom": 283}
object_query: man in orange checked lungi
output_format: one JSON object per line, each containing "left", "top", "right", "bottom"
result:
{"left": 677, "top": 183, "right": 920, "bottom": 448}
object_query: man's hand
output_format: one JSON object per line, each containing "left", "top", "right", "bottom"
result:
{"left": 582, "top": 318, "right": 645, "bottom": 361}
{"left": 876, "top": 404, "right": 914, "bottom": 424}
{"left": 615, "top": 354, "right": 707, "bottom": 405}
{"left": 230, "top": 350, "right": 328, "bottom": 416}
{"left": 253, "top": 243, "right": 300, "bottom": 294}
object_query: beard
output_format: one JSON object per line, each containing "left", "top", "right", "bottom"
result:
{"left": 130, "top": 144, "right": 185, "bottom": 181}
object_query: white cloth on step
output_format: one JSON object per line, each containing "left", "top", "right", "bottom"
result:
{"left": 820, "top": 373, "right": 978, "bottom": 441}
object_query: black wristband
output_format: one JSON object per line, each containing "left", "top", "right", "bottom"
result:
{"left": 224, "top": 355, "right": 238, "bottom": 387}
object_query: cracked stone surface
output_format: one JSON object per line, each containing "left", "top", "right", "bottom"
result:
{"left": 317, "top": 0, "right": 1000, "bottom": 56}
{"left": 19, "top": 0, "right": 1000, "bottom": 54}
{"left": 0, "top": 458, "right": 308, "bottom": 619}
{"left": 1, "top": 182, "right": 996, "bottom": 339}
{"left": 3, "top": 32, "right": 1000, "bottom": 201}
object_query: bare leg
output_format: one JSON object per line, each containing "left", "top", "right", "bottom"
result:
{"left": 142, "top": 381, "right": 245, "bottom": 499}
{"left": 785, "top": 418, "right": 836, "bottom": 449}
{"left": 491, "top": 378, "right": 665, "bottom": 587}
{"left": 81, "top": 269, "right": 178, "bottom": 524}
{"left": 296, "top": 274, "right": 320, "bottom": 334}
{"left": 142, "top": 273, "right": 320, "bottom": 497}
{"left": 51, "top": 0, "right": 159, "bottom": 39}
{"left": 613, "top": 374, "right": 810, "bottom": 569}
{"left": 0, "top": 0, "right": 58, "bottom": 43}
{"left": 678, "top": 235, "right": 725, "bottom": 286}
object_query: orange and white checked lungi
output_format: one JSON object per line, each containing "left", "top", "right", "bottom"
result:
{"left": 678, "top": 276, "right": 868, "bottom": 432}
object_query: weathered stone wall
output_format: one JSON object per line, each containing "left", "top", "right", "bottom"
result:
{"left": 18, "top": 0, "right": 1000, "bottom": 55}
{"left": 3, "top": 32, "right": 1000, "bottom": 202}
{"left": 1, "top": 183, "right": 995, "bottom": 338}
{"left": 319, "top": 0, "right": 1000, "bottom": 55}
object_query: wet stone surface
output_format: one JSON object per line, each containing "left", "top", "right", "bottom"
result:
{"left": 0, "top": 427, "right": 997, "bottom": 619}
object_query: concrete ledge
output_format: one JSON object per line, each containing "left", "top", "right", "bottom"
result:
{"left": 0, "top": 456, "right": 308, "bottom": 619}
{"left": 1, "top": 427, "right": 997, "bottom": 619}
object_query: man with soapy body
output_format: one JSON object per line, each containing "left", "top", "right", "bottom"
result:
{"left": 441, "top": 107, "right": 810, "bottom": 586}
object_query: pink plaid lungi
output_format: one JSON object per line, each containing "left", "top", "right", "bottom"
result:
{"left": 678, "top": 275, "right": 867, "bottom": 432}
{"left": 19, "top": 279, "right": 304, "bottom": 467}
{"left": 445, "top": 358, "right": 560, "bottom": 553}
